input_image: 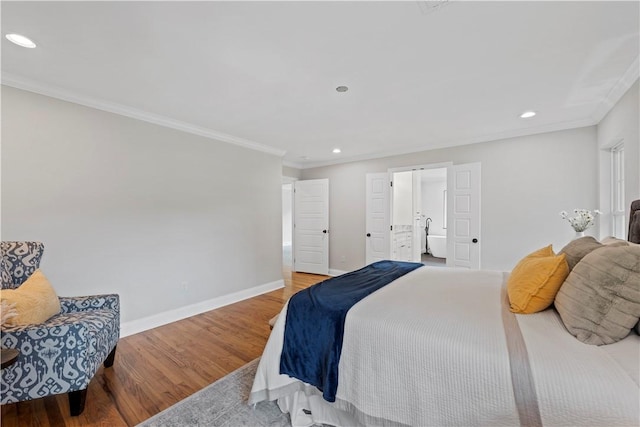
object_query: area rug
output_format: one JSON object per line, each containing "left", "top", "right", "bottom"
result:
{"left": 138, "top": 358, "right": 291, "bottom": 427}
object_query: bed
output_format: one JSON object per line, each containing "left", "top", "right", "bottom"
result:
{"left": 250, "top": 245, "right": 640, "bottom": 426}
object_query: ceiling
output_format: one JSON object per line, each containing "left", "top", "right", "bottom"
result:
{"left": 2, "top": 1, "right": 638, "bottom": 169}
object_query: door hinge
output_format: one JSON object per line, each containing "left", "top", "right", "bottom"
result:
{"left": 390, "top": 181, "right": 393, "bottom": 187}
{"left": 390, "top": 225, "right": 393, "bottom": 231}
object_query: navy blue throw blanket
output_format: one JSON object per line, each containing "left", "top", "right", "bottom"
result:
{"left": 280, "top": 260, "right": 423, "bottom": 402}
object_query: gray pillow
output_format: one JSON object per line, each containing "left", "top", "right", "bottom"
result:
{"left": 601, "top": 236, "right": 630, "bottom": 247}
{"left": 559, "top": 236, "right": 603, "bottom": 271}
{"left": 555, "top": 245, "right": 640, "bottom": 345}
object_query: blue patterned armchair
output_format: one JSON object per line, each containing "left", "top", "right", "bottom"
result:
{"left": 1, "top": 241, "right": 120, "bottom": 416}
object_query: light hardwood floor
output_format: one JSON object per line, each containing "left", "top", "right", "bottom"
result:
{"left": 0, "top": 270, "right": 326, "bottom": 427}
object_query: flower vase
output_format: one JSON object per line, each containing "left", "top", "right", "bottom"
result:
{"left": 574, "top": 231, "right": 585, "bottom": 239}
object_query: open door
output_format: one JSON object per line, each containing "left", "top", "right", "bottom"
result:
{"left": 366, "top": 173, "right": 390, "bottom": 265}
{"left": 294, "top": 179, "right": 329, "bottom": 275}
{"left": 446, "top": 163, "right": 481, "bottom": 269}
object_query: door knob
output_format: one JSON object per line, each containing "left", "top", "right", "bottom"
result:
{"left": 472, "top": 238, "right": 478, "bottom": 243}
{"left": 366, "top": 233, "right": 371, "bottom": 237}
{"left": 323, "top": 230, "right": 327, "bottom": 234}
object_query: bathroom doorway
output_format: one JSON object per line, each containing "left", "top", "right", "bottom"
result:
{"left": 390, "top": 165, "right": 448, "bottom": 266}
{"left": 419, "top": 168, "right": 447, "bottom": 267}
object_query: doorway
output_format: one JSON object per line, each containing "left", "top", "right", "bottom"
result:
{"left": 419, "top": 168, "right": 448, "bottom": 267}
{"left": 390, "top": 165, "right": 448, "bottom": 266}
{"left": 282, "top": 182, "right": 293, "bottom": 273}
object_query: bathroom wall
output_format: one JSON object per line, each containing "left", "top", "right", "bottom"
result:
{"left": 421, "top": 176, "right": 447, "bottom": 237}
{"left": 392, "top": 171, "right": 413, "bottom": 226}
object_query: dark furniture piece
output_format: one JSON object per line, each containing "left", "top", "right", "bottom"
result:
{"left": 1, "top": 349, "right": 19, "bottom": 369}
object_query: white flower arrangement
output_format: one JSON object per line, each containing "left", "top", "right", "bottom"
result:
{"left": 559, "top": 209, "right": 601, "bottom": 232}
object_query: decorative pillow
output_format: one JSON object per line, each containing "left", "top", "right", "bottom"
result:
{"left": 629, "top": 208, "right": 640, "bottom": 244}
{"left": 507, "top": 245, "right": 570, "bottom": 314}
{"left": 0, "top": 269, "right": 61, "bottom": 326}
{"left": 0, "top": 300, "right": 18, "bottom": 326}
{"left": 555, "top": 245, "right": 640, "bottom": 345}
{"left": 559, "top": 236, "right": 603, "bottom": 271}
{"left": 601, "top": 236, "right": 630, "bottom": 247}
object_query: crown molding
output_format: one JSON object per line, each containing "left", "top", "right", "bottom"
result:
{"left": 1, "top": 73, "right": 287, "bottom": 157}
{"left": 590, "top": 56, "right": 639, "bottom": 123}
{"left": 295, "top": 116, "right": 597, "bottom": 170}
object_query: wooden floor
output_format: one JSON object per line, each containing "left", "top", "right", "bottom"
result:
{"left": 0, "top": 270, "right": 326, "bottom": 427}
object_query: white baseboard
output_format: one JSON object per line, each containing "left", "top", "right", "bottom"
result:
{"left": 328, "top": 268, "right": 348, "bottom": 277}
{"left": 120, "top": 279, "right": 284, "bottom": 337}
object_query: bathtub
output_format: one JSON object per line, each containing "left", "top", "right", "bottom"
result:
{"left": 427, "top": 234, "right": 447, "bottom": 258}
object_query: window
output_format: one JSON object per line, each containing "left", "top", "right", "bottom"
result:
{"left": 611, "top": 143, "right": 625, "bottom": 238}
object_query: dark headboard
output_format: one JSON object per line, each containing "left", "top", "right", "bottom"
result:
{"left": 629, "top": 200, "right": 640, "bottom": 244}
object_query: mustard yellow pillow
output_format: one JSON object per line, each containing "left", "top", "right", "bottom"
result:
{"left": 507, "top": 245, "right": 569, "bottom": 314}
{"left": 1, "top": 269, "right": 61, "bottom": 326}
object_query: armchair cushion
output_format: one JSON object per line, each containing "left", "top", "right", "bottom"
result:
{"left": 1, "top": 242, "right": 45, "bottom": 289}
{"left": 1, "top": 269, "right": 61, "bottom": 325}
{"left": 59, "top": 294, "right": 120, "bottom": 313}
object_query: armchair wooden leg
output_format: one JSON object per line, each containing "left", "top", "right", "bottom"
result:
{"left": 68, "top": 389, "right": 87, "bottom": 416}
{"left": 104, "top": 345, "right": 117, "bottom": 368}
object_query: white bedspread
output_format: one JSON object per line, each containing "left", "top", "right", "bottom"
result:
{"left": 250, "top": 267, "right": 640, "bottom": 426}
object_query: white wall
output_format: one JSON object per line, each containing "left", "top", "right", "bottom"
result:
{"left": 302, "top": 126, "right": 598, "bottom": 272}
{"left": 282, "top": 166, "right": 302, "bottom": 180}
{"left": 1, "top": 86, "right": 283, "bottom": 330}
{"left": 597, "top": 79, "right": 640, "bottom": 237}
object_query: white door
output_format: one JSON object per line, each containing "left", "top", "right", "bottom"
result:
{"left": 446, "top": 163, "right": 481, "bottom": 269}
{"left": 366, "top": 173, "right": 390, "bottom": 265}
{"left": 294, "top": 179, "right": 329, "bottom": 275}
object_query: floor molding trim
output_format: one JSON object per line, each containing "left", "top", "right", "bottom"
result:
{"left": 121, "top": 279, "right": 284, "bottom": 337}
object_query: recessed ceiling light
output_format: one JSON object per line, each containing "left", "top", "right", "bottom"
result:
{"left": 5, "top": 33, "right": 36, "bottom": 48}
{"left": 336, "top": 86, "right": 349, "bottom": 93}
{"left": 332, "top": 148, "right": 341, "bottom": 154}
{"left": 520, "top": 111, "right": 536, "bottom": 119}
